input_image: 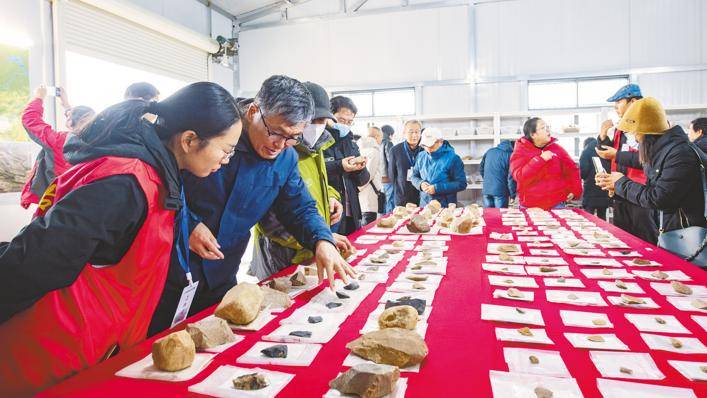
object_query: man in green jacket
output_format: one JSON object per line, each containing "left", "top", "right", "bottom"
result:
{"left": 250, "top": 82, "right": 353, "bottom": 280}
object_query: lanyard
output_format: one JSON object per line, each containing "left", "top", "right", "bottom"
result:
{"left": 403, "top": 142, "right": 417, "bottom": 166}
{"left": 175, "top": 185, "right": 193, "bottom": 285}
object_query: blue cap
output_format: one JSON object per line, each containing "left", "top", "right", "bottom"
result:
{"left": 607, "top": 84, "right": 642, "bottom": 102}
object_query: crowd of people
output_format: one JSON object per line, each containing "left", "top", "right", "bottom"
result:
{"left": 0, "top": 76, "right": 704, "bottom": 396}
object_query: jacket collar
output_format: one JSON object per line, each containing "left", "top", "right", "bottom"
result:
{"left": 650, "top": 125, "right": 687, "bottom": 156}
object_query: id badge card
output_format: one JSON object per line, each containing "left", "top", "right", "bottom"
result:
{"left": 171, "top": 280, "right": 199, "bottom": 327}
{"left": 406, "top": 169, "right": 413, "bottom": 181}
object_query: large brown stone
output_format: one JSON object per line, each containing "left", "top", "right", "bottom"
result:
{"left": 376, "top": 217, "right": 397, "bottom": 228}
{"left": 451, "top": 215, "right": 476, "bottom": 234}
{"left": 406, "top": 216, "right": 431, "bottom": 233}
{"left": 329, "top": 363, "right": 400, "bottom": 398}
{"left": 152, "top": 330, "right": 196, "bottom": 372}
{"left": 346, "top": 328, "right": 428, "bottom": 368}
{"left": 215, "top": 283, "right": 264, "bottom": 325}
{"left": 378, "top": 305, "right": 418, "bottom": 330}
{"left": 260, "top": 285, "right": 293, "bottom": 310}
{"left": 186, "top": 317, "right": 236, "bottom": 349}
{"left": 289, "top": 271, "right": 307, "bottom": 287}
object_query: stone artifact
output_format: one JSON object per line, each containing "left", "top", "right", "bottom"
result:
{"left": 620, "top": 294, "right": 645, "bottom": 305}
{"left": 518, "top": 327, "right": 533, "bottom": 336}
{"left": 534, "top": 386, "right": 553, "bottom": 398}
{"left": 186, "top": 317, "right": 236, "bottom": 349}
{"left": 268, "top": 277, "right": 291, "bottom": 293}
{"left": 215, "top": 283, "right": 264, "bottom": 325}
{"left": 385, "top": 297, "right": 426, "bottom": 315}
{"left": 651, "top": 270, "right": 669, "bottom": 280}
{"left": 233, "top": 373, "right": 269, "bottom": 390}
{"left": 337, "top": 291, "right": 351, "bottom": 299}
{"left": 308, "top": 316, "right": 323, "bottom": 324}
{"left": 345, "top": 282, "right": 360, "bottom": 291}
{"left": 670, "top": 337, "right": 683, "bottom": 349}
{"left": 406, "top": 216, "right": 431, "bottom": 233}
{"left": 587, "top": 335, "right": 605, "bottom": 343}
{"left": 261, "top": 344, "right": 288, "bottom": 358}
{"left": 260, "top": 286, "right": 293, "bottom": 310}
{"left": 671, "top": 281, "right": 692, "bottom": 295}
{"left": 289, "top": 271, "right": 307, "bottom": 287}
{"left": 376, "top": 217, "right": 397, "bottom": 228}
{"left": 152, "top": 330, "right": 196, "bottom": 372}
{"left": 378, "top": 305, "right": 418, "bottom": 330}
{"left": 289, "top": 331, "right": 312, "bottom": 338}
{"left": 329, "top": 363, "right": 400, "bottom": 398}
{"left": 346, "top": 328, "right": 429, "bottom": 368}
{"left": 326, "top": 302, "right": 343, "bottom": 309}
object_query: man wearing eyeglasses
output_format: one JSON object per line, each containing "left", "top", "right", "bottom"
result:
{"left": 148, "top": 76, "right": 356, "bottom": 335}
{"left": 324, "top": 95, "right": 371, "bottom": 235}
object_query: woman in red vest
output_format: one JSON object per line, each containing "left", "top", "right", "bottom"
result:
{"left": 0, "top": 82, "right": 242, "bottom": 397}
{"left": 510, "top": 117, "right": 583, "bottom": 210}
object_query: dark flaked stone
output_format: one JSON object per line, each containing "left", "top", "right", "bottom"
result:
{"left": 385, "top": 297, "right": 426, "bottom": 315}
{"left": 326, "top": 302, "right": 343, "bottom": 309}
{"left": 261, "top": 344, "right": 288, "bottom": 358}
{"left": 308, "top": 316, "right": 323, "bottom": 324}
{"left": 289, "top": 330, "right": 312, "bottom": 338}
{"left": 337, "top": 291, "right": 351, "bottom": 299}
{"left": 233, "top": 373, "right": 269, "bottom": 390}
{"left": 344, "top": 281, "right": 360, "bottom": 291}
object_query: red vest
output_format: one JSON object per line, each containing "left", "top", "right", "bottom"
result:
{"left": 610, "top": 128, "right": 647, "bottom": 184}
{"left": 0, "top": 157, "right": 175, "bottom": 397}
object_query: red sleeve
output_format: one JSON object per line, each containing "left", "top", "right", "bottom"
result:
{"left": 557, "top": 147, "right": 583, "bottom": 198}
{"left": 21, "top": 98, "right": 67, "bottom": 150}
{"left": 510, "top": 149, "right": 547, "bottom": 186}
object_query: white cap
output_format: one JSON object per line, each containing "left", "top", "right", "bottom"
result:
{"left": 420, "top": 127, "right": 442, "bottom": 147}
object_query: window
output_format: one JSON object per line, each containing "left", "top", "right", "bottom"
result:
{"left": 528, "top": 76, "right": 629, "bottom": 110}
{"left": 65, "top": 51, "right": 191, "bottom": 113}
{"left": 332, "top": 88, "right": 415, "bottom": 117}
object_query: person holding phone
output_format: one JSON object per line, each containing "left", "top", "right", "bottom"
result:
{"left": 579, "top": 138, "right": 610, "bottom": 219}
{"left": 595, "top": 83, "right": 658, "bottom": 243}
{"left": 20, "top": 85, "right": 94, "bottom": 208}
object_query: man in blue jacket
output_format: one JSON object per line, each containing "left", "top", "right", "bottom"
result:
{"left": 411, "top": 127, "right": 467, "bottom": 207}
{"left": 480, "top": 140, "right": 517, "bottom": 208}
{"left": 149, "top": 76, "right": 355, "bottom": 335}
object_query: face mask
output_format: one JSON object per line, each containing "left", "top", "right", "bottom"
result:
{"left": 303, "top": 123, "right": 326, "bottom": 147}
{"left": 334, "top": 123, "right": 351, "bottom": 137}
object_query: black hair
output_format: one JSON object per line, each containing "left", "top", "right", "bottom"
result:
{"left": 68, "top": 105, "right": 95, "bottom": 128}
{"left": 330, "top": 95, "right": 358, "bottom": 115}
{"left": 124, "top": 82, "right": 160, "bottom": 101}
{"left": 381, "top": 124, "right": 394, "bottom": 138}
{"left": 523, "top": 117, "right": 541, "bottom": 140}
{"left": 638, "top": 134, "right": 661, "bottom": 166}
{"left": 583, "top": 137, "right": 597, "bottom": 149}
{"left": 79, "top": 82, "right": 239, "bottom": 147}
{"left": 691, "top": 118, "right": 707, "bottom": 136}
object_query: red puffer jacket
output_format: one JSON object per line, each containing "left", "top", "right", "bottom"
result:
{"left": 510, "top": 137, "right": 583, "bottom": 209}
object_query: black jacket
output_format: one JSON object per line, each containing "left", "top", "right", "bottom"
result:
{"left": 323, "top": 125, "right": 370, "bottom": 229}
{"left": 579, "top": 139, "right": 610, "bottom": 208}
{"left": 388, "top": 141, "right": 424, "bottom": 206}
{"left": 694, "top": 135, "right": 707, "bottom": 154}
{"left": 615, "top": 126, "right": 706, "bottom": 233}
{"left": 0, "top": 119, "right": 180, "bottom": 323}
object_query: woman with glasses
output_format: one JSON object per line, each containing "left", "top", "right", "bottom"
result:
{"left": 0, "top": 82, "right": 242, "bottom": 397}
{"left": 510, "top": 117, "right": 582, "bottom": 210}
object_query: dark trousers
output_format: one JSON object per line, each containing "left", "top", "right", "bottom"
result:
{"left": 613, "top": 200, "right": 659, "bottom": 244}
{"left": 584, "top": 206, "right": 608, "bottom": 220}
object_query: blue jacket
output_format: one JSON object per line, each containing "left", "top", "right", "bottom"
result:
{"left": 480, "top": 140, "right": 517, "bottom": 198}
{"left": 178, "top": 131, "right": 334, "bottom": 292}
{"left": 411, "top": 141, "right": 467, "bottom": 207}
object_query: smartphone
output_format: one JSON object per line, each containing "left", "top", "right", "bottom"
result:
{"left": 46, "top": 86, "right": 59, "bottom": 97}
{"left": 592, "top": 157, "right": 606, "bottom": 174}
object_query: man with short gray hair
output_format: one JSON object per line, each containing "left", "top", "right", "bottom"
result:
{"left": 149, "top": 75, "right": 356, "bottom": 335}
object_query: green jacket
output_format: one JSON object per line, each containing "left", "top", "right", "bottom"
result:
{"left": 255, "top": 131, "right": 340, "bottom": 264}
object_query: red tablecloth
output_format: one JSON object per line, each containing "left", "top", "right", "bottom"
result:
{"left": 39, "top": 209, "right": 707, "bottom": 397}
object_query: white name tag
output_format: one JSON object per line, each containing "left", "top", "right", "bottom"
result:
{"left": 406, "top": 169, "right": 413, "bottom": 181}
{"left": 171, "top": 280, "right": 199, "bottom": 327}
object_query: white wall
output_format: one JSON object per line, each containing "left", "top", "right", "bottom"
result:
{"left": 238, "top": 0, "right": 707, "bottom": 112}
{"left": 238, "top": 5, "right": 470, "bottom": 93}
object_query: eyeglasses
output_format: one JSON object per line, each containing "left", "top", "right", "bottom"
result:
{"left": 258, "top": 107, "right": 303, "bottom": 146}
